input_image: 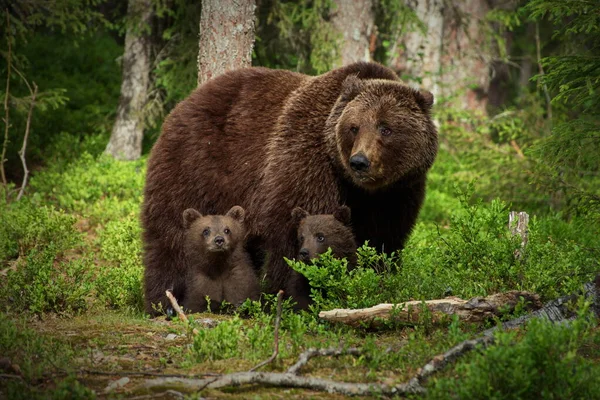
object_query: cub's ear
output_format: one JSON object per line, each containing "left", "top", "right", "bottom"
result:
{"left": 182, "top": 208, "right": 202, "bottom": 228}
{"left": 340, "top": 74, "right": 365, "bottom": 102}
{"left": 291, "top": 207, "right": 309, "bottom": 224}
{"left": 226, "top": 205, "right": 246, "bottom": 223}
{"left": 414, "top": 89, "right": 434, "bottom": 111}
{"left": 333, "top": 205, "right": 352, "bottom": 226}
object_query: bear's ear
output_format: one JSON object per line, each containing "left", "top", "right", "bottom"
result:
{"left": 183, "top": 208, "right": 202, "bottom": 228}
{"left": 291, "top": 207, "right": 309, "bottom": 224}
{"left": 414, "top": 89, "right": 434, "bottom": 111}
{"left": 333, "top": 205, "right": 352, "bottom": 226}
{"left": 226, "top": 205, "right": 246, "bottom": 223}
{"left": 340, "top": 75, "right": 365, "bottom": 102}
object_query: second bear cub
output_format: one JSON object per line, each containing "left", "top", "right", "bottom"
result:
{"left": 292, "top": 205, "right": 358, "bottom": 267}
{"left": 183, "top": 205, "right": 260, "bottom": 312}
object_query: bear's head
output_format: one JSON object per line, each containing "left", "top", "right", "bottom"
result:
{"left": 291, "top": 205, "right": 357, "bottom": 264}
{"left": 182, "top": 206, "right": 246, "bottom": 261}
{"left": 328, "top": 75, "right": 438, "bottom": 191}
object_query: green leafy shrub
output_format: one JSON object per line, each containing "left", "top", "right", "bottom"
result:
{"left": 190, "top": 316, "right": 244, "bottom": 362}
{"left": 95, "top": 214, "right": 144, "bottom": 311}
{"left": 29, "top": 153, "right": 146, "bottom": 220}
{"left": 428, "top": 310, "right": 600, "bottom": 399}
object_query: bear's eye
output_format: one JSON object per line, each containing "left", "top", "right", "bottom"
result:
{"left": 202, "top": 228, "right": 210, "bottom": 236}
{"left": 350, "top": 126, "right": 359, "bottom": 135}
{"left": 316, "top": 234, "right": 325, "bottom": 243}
{"left": 299, "top": 235, "right": 304, "bottom": 242}
{"left": 380, "top": 126, "right": 392, "bottom": 136}
{"left": 224, "top": 228, "right": 231, "bottom": 235}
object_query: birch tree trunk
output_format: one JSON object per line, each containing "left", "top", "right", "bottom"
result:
{"left": 105, "top": 0, "right": 152, "bottom": 161}
{"left": 331, "top": 0, "right": 375, "bottom": 68}
{"left": 391, "top": 0, "right": 494, "bottom": 113}
{"left": 197, "top": 0, "right": 256, "bottom": 86}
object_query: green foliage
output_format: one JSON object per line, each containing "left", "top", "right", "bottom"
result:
{"left": 428, "top": 309, "right": 600, "bottom": 399}
{"left": 29, "top": 153, "right": 145, "bottom": 218}
{"left": 255, "top": 0, "right": 340, "bottom": 74}
{"left": 95, "top": 215, "right": 144, "bottom": 310}
{"left": 190, "top": 316, "right": 244, "bottom": 362}
{"left": 0, "top": 196, "right": 79, "bottom": 262}
{"left": 373, "top": 0, "right": 424, "bottom": 66}
{"left": 521, "top": 0, "right": 600, "bottom": 218}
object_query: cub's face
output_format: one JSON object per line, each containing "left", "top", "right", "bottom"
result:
{"left": 182, "top": 206, "right": 246, "bottom": 258}
{"left": 292, "top": 206, "right": 356, "bottom": 262}
{"left": 334, "top": 77, "right": 438, "bottom": 190}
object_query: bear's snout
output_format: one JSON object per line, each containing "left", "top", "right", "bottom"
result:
{"left": 349, "top": 152, "right": 370, "bottom": 172}
{"left": 214, "top": 236, "right": 225, "bottom": 247}
{"left": 299, "top": 248, "right": 310, "bottom": 260}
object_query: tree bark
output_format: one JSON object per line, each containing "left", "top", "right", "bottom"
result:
{"left": 330, "top": 0, "right": 375, "bottom": 68}
{"left": 391, "top": 0, "right": 497, "bottom": 113}
{"left": 105, "top": 0, "right": 152, "bottom": 161}
{"left": 197, "top": 0, "right": 256, "bottom": 86}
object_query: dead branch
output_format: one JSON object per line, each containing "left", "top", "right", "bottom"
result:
{"left": 250, "top": 290, "right": 284, "bottom": 372}
{"left": 319, "top": 291, "right": 541, "bottom": 327}
{"left": 16, "top": 82, "right": 37, "bottom": 201}
{"left": 165, "top": 290, "right": 199, "bottom": 336}
{"left": 1, "top": 10, "right": 11, "bottom": 190}
{"left": 287, "top": 347, "right": 362, "bottom": 375}
{"left": 136, "top": 372, "right": 425, "bottom": 397}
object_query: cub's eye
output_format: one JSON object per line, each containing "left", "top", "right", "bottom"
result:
{"left": 350, "top": 126, "right": 359, "bottom": 134}
{"left": 224, "top": 228, "right": 231, "bottom": 235}
{"left": 202, "top": 228, "right": 210, "bottom": 236}
{"left": 316, "top": 234, "right": 325, "bottom": 243}
{"left": 380, "top": 126, "right": 392, "bottom": 136}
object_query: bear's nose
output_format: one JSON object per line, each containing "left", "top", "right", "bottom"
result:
{"left": 214, "top": 236, "right": 225, "bottom": 246}
{"left": 299, "top": 248, "right": 310, "bottom": 258}
{"left": 349, "top": 153, "right": 370, "bottom": 172}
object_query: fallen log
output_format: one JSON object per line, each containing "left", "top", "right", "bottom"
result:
{"left": 319, "top": 291, "right": 542, "bottom": 327}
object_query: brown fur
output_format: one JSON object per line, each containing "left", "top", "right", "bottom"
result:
{"left": 142, "top": 62, "right": 438, "bottom": 313}
{"left": 182, "top": 206, "right": 260, "bottom": 313}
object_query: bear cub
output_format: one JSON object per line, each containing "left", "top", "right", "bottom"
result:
{"left": 183, "top": 205, "right": 260, "bottom": 313}
{"left": 292, "top": 205, "right": 357, "bottom": 267}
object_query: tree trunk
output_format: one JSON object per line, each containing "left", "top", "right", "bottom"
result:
{"left": 330, "top": 0, "right": 375, "bottom": 68}
{"left": 197, "top": 0, "right": 256, "bottom": 86}
{"left": 105, "top": 0, "right": 152, "bottom": 161}
{"left": 391, "top": 0, "right": 495, "bottom": 113}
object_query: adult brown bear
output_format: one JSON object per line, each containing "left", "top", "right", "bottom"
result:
{"left": 142, "top": 62, "right": 438, "bottom": 314}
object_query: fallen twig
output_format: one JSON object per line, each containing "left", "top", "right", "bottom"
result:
{"left": 287, "top": 347, "right": 361, "bottom": 375}
{"left": 250, "top": 290, "right": 284, "bottom": 372}
{"left": 165, "top": 290, "right": 199, "bottom": 335}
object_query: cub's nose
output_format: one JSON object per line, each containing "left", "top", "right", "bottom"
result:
{"left": 299, "top": 248, "right": 310, "bottom": 259}
{"left": 349, "top": 153, "right": 370, "bottom": 172}
{"left": 214, "top": 236, "right": 225, "bottom": 246}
